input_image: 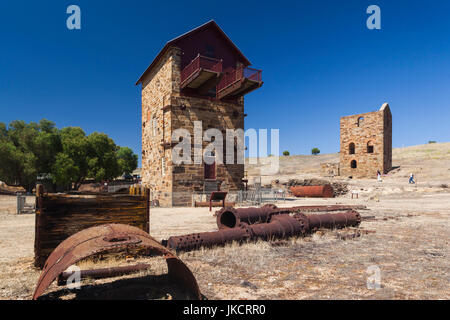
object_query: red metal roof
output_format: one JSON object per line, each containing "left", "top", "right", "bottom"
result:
{"left": 135, "top": 20, "right": 252, "bottom": 85}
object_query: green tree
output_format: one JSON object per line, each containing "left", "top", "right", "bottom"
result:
{"left": 52, "top": 127, "right": 90, "bottom": 189}
{"left": 0, "top": 120, "right": 61, "bottom": 192}
{"left": 0, "top": 120, "right": 138, "bottom": 191}
{"left": 86, "top": 132, "right": 121, "bottom": 182}
{"left": 283, "top": 150, "right": 290, "bottom": 156}
{"left": 311, "top": 147, "right": 320, "bottom": 155}
{"left": 117, "top": 147, "right": 138, "bottom": 175}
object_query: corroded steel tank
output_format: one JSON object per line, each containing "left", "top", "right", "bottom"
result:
{"left": 290, "top": 185, "right": 334, "bottom": 198}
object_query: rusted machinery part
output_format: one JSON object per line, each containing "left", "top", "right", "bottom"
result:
{"left": 57, "top": 263, "right": 151, "bottom": 285}
{"left": 248, "top": 214, "right": 307, "bottom": 240}
{"left": 296, "top": 210, "right": 362, "bottom": 232}
{"left": 169, "top": 211, "right": 362, "bottom": 252}
{"left": 216, "top": 205, "right": 276, "bottom": 229}
{"left": 169, "top": 215, "right": 307, "bottom": 252}
{"left": 32, "top": 224, "right": 201, "bottom": 300}
{"left": 167, "top": 227, "right": 251, "bottom": 251}
{"left": 216, "top": 204, "right": 365, "bottom": 229}
{"left": 290, "top": 185, "right": 335, "bottom": 198}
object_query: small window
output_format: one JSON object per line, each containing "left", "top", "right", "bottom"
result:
{"left": 357, "top": 117, "right": 365, "bottom": 127}
{"left": 367, "top": 141, "right": 374, "bottom": 154}
{"left": 351, "top": 160, "right": 357, "bottom": 169}
{"left": 349, "top": 143, "right": 356, "bottom": 155}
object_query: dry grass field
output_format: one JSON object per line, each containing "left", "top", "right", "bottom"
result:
{"left": 0, "top": 143, "right": 449, "bottom": 300}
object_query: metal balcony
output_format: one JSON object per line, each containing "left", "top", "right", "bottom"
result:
{"left": 180, "top": 54, "right": 223, "bottom": 93}
{"left": 216, "top": 67, "right": 263, "bottom": 100}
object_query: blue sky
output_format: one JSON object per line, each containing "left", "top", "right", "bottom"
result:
{"left": 1, "top": 0, "right": 449, "bottom": 165}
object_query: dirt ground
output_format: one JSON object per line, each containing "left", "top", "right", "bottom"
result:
{"left": 0, "top": 143, "right": 449, "bottom": 300}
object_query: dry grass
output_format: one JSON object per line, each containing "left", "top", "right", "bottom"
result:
{"left": 0, "top": 143, "right": 449, "bottom": 300}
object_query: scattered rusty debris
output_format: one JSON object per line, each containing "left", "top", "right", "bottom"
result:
{"left": 167, "top": 211, "right": 361, "bottom": 252}
{"left": 33, "top": 224, "right": 201, "bottom": 300}
{"left": 290, "top": 185, "right": 335, "bottom": 198}
{"left": 216, "top": 204, "right": 366, "bottom": 229}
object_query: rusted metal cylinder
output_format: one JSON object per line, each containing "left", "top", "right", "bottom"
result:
{"left": 169, "top": 214, "right": 308, "bottom": 251}
{"left": 290, "top": 185, "right": 334, "bottom": 198}
{"left": 249, "top": 214, "right": 307, "bottom": 240}
{"left": 297, "top": 210, "right": 361, "bottom": 231}
{"left": 168, "top": 211, "right": 362, "bottom": 252}
{"left": 216, "top": 204, "right": 276, "bottom": 229}
{"left": 57, "top": 263, "right": 151, "bottom": 285}
{"left": 216, "top": 204, "right": 365, "bottom": 229}
{"left": 167, "top": 227, "right": 251, "bottom": 251}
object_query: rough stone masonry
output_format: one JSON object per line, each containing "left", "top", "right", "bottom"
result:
{"left": 340, "top": 103, "right": 392, "bottom": 178}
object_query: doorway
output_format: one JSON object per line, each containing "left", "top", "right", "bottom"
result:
{"left": 204, "top": 155, "right": 216, "bottom": 180}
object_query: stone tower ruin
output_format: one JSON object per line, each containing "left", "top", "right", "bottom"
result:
{"left": 339, "top": 103, "right": 392, "bottom": 178}
{"left": 136, "top": 21, "right": 263, "bottom": 206}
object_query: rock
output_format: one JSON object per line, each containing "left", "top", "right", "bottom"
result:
{"left": 240, "top": 280, "right": 258, "bottom": 290}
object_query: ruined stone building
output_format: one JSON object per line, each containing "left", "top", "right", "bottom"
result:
{"left": 136, "top": 21, "right": 263, "bottom": 206}
{"left": 339, "top": 103, "right": 392, "bottom": 178}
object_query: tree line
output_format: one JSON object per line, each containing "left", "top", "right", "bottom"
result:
{"left": 0, "top": 119, "right": 138, "bottom": 192}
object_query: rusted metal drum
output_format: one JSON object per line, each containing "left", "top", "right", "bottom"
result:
{"left": 290, "top": 185, "right": 334, "bottom": 198}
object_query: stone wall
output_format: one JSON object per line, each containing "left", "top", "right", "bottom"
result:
{"left": 141, "top": 49, "right": 176, "bottom": 207}
{"left": 339, "top": 103, "right": 392, "bottom": 178}
{"left": 321, "top": 163, "right": 340, "bottom": 177}
{"left": 141, "top": 48, "right": 245, "bottom": 207}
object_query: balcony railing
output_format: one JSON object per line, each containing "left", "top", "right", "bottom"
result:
{"left": 180, "top": 54, "right": 223, "bottom": 84}
{"left": 217, "top": 66, "right": 262, "bottom": 93}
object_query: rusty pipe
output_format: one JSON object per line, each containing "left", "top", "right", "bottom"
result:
{"left": 170, "top": 210, "right": 363, "bottom": 252}
{"left": 216, "top": 204, "right": 276, "bottom": 229}
{"left": 216, "top": 204, "right": 366, "bottom": 229}
{"left": 57, "top": 263, "right": 151, "bottom": 286}
{"left": 167, "top": 227, "right": 252, "bottom": 252}
{"left": 300, "top": 210, "right": 361, "bottom": 231}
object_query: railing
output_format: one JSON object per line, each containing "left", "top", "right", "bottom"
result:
{"left": 217, "top": 66, "right": 262, "bottom": 92}
{"left": 180, "top": 54, "right": 223, "bottom": 84}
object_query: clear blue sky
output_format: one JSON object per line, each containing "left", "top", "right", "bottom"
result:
{"left": 1, "top": 0, "right": 449, "bottom": 166}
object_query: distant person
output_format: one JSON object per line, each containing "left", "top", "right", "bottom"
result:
{"left": 377, "top": 170, "right": 382, "bottom": 182}
{"left": 409, "top": 173, "right": 415, "bottom": 184}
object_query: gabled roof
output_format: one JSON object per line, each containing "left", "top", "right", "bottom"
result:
{"left": 135, "top": 20, "right": 251, "bottom": 85}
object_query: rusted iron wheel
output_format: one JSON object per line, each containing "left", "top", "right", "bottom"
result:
{"left": 32, "top": 224, "right": 202, "bottom": 300}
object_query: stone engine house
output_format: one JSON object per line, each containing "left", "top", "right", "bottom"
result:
{"left": 340, "top": 103, "right": 392, "bottom": 178}
{"left": 136, "top": 21, "right": 263, "bottom": 206}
